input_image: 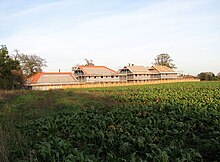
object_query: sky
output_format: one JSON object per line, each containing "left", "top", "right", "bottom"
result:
{"left": 0, "top": 0, "right": 220, "bottom": 75}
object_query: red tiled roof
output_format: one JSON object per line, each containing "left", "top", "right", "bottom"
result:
{"left": 27, "top": 72, "right": 77, "bottom": 85}
{"left": 31, "top": 73, "right": 42, "bottom": 84}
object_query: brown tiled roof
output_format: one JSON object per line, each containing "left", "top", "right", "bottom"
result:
{"left": 149, "top": 66, "right": 176, "bottom": 73}
{"left": 27, "top": 72, "right": 77, "bottom": 85}
{"left": 78, "top": 66, "right": 117, "bottom": 75}
{"left": 126, "top": 66, "right": 152, "bottom": 74}
{"left": 119, "top": 66, "right": 153, "bottom": 74}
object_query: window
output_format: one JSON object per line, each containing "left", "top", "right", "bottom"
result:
{"left": 111, "top": 76, "right": 114, "bottom": 78}
{"left": 101, "top": 76, "right": 103, "bottom": 78}
{"left": 94, "top": 76, "right": 96, "bottom": 78}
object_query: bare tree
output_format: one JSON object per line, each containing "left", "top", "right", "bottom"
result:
{"left": 153, "top": 53, "right": 176, "bottom": 69}
{"left": 17, "top": 53, "right": 47, "bottom": 76}
{"left": 13, "top": 49, "right": 20, "bottom": 60}
{"left": 84, "top": 59, "right": 94, "bottom": 66}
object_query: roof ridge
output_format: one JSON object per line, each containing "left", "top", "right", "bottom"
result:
{"left": 152, "top": 65, "right": 175, "bottom": 72}
{"left": 69, "top": 74, "right": 78, "bottom": 82}
{"left": 31, "top": 73, "right": 42, "bottom": 84}
{"left": 79, "top": 66, "right": 105, "bottom": 68}
{"left": 103, "top": 66, "right": 117, "bottom": 74}
{"left": 78, "top": 66, "right": 88, "bottom": 75}
{"left": 127, "top": 66, "right": 150, "bottom": 72}
{"left": 42, "top": 72, "right": 72, "bottom": 74}
{"left": 152, "top": 65, "right": 160, "bottom": 72}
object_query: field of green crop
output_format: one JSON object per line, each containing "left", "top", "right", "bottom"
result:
{"left": 0, "top": 82, "right": 220, "bottom": 161}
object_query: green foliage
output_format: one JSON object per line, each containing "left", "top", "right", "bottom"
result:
{"left": 21, "top": 105, "right": 213, "bottom": 161}
{"left": 198, "top": 72, "right": 219, "bottom": 81}
{"left": 217, "top": 72, "right": 220, "bottom": 79}
{"left": 0, "top": 45, "right": 23, "bottom": 90}
{"left": 1, "top": 82, "right": 220, "bottom": 161}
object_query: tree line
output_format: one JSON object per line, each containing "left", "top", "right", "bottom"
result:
{"left": 198, "top": 72, "right": 220, "bottom": 81}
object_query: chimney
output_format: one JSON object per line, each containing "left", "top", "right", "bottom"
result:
{"left": 59, "top": 69, "right": 60, "bottom": 73}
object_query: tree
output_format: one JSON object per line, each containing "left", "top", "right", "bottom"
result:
{"left": 17, "top": 53, "right": 47, "bottom": 76}
{"left": 217, "top": 73, "right": 220, "bottom": 80}
{"left": 0, "top": 45, "right": 23, "bottom": 89}
{"left": 153, "top": 53, "right": 176, "bottom": 69}
{"left": 198, "top": 72, "right": 217, "bottom": 81}
{"left": 84, "top": 59, "right": 94, "bottom": 66}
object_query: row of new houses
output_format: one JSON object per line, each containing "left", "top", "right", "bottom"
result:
{"left": 27, "top": 65, "right": 178, "bottom": 90}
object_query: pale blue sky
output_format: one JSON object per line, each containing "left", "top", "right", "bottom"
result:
{"left": 0, "top": 0, "right": 220, "bottom": 75}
